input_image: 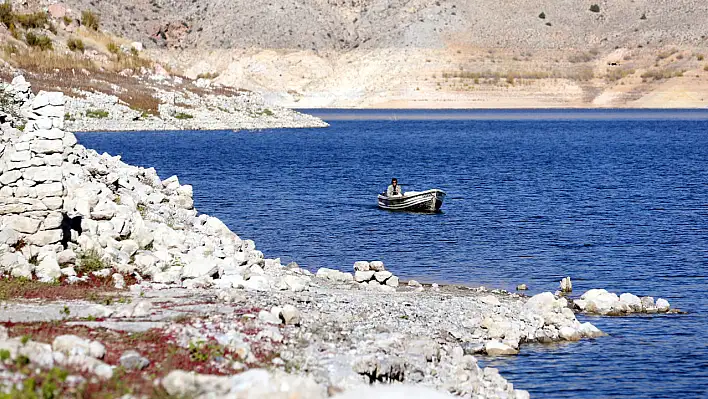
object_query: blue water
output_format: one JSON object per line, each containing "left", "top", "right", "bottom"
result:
{"left": 77, "top": 109, "right": 708, "bottom": 398}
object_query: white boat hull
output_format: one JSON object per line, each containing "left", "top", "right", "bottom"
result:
{"left": 377, "top": 189, "right": 446, "bottom": 212}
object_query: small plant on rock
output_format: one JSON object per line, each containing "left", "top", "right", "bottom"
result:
{"left": 77, "top": 249, "right": 107, "bottom": 273}
{"left": 137, "top": 203, "right": 147, "bottom": 217}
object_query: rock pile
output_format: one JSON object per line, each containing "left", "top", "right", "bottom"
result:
{"left": 0, "top": 328, "right": 114, "bottom": 380}
{"left": 352, "top": 261, "right": 400, "bottom": 291}
{"left": 0, "top": 85, "right": 309, "bottom": 291}
{"left": 573, "top": 289, "right": 672, "bottom": 315}
{"left": 0, "top": 76, "right": 33, "bottom": 128}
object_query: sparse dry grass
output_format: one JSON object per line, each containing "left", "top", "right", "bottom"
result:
{"left": 0, "top": 274, "right": 135, "bottom": 301}
{"left": 81, "top": 10, "right": 100, "bottom": 31}
{"left": 441, "top": 66, "right": 594, "bottom": 83}
{"left": 656, "top": 48, "right": 678, "bottom": 61}
{"left": 641, "top": 68, "right": 684, "bottom": 81}
{"left": 4, "top": 48, "right": 94, "bottom": 72}
{"left": 605, "top": 67, "right": 636, "bottom": 82}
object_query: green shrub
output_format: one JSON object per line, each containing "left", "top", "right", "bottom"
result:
{"left": 15, "top": 11, "right": 48, "bottom": 29}
{"left": 85, "top": 109, "right": 109, "bottom": 118}
{"left": 589, "top": 4, "right": 600, "bottom": 13}
{"left": 697, "top": 54, "right": 704, "bottom": 61}
{"left": 196, "top": 71, "right": 219, "bottom": 79}
{"left": 81, "top": 10, "right": 99, "bottom": 30}
{"left": 77, "top": 249, "right": 107, "bottom": 273}
{"left": 67, "top": 37, "right": 84, "bottom": 52}
{"left": 174, "top": 112, "right": 193, "bottom": 120}
{"left": 538, "top": 12, "right": 546, "bottom": 19}
{"left": 106, "top": 41, "right": 119, "bottom": 54}
{"left": 25, "top": 32, "right": 53, "bottom": 50}
{"left": 640, "top": 69, "right": 684, "bottom": 81}
{"left": 0, "top": 1, "right": 13, "bottom": 28}
{"left": 63, "top": 15, "right": 72, "bottom": 25}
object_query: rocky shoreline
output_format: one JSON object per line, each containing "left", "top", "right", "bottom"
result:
{"left": 3, "top": 75, "right": 328, "bottom": 133}
{"left": 0, "top": 79, "right": 673, "bottom": 398}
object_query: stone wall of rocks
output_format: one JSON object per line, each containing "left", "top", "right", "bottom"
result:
{"left": 352, "top": 261, "right": 400, "bottom": 291}
{"left": 0, "top": 83, "right": 313, "bottom": 291}
{"left": 0, "top": 76, "right": 33, "bottom": 128}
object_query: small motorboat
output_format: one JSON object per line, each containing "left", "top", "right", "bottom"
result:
{"left": 377, "top": 189, "right": 446, "bottom": 212}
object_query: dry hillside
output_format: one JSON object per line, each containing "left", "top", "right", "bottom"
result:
{"left": 11, "top": 0, "right": 708, "bottom": 107}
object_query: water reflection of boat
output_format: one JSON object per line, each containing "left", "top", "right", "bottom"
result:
{"left": 377, "top": 189, "right": 446, "bottom": 212}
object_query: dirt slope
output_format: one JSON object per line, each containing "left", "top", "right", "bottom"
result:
{"left": 28, "top": 1, "right": 708, "bottom": 107}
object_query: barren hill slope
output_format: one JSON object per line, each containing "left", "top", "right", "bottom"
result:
{"left": 43, "top": 1, "right": 708, "bottom": 107}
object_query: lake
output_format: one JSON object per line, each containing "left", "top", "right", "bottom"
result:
{"left": 77, "top": 109, "right": 708, "bottom": 398}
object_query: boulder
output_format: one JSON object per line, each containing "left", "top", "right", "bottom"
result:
{"left": 579, "top": 289, "right": 621, "bottom": 315}
{"left": 640, "top": 296, "right": 656, "bottom": 312}
{"left": 279, "top": 305, "right": 300, "bottom": 325}
{"left": 656, "top": 298, "right": 670, "bottom": 312}
{"left": 120, "top": 350, "right": 150, "bottom": 370}
{"left": 6, "top": 215, "right": 41, "bottom": 234}
{"left": 35, "top": 254, "right": 61, "bottom": 281}
{"left": 524, "top": 292, "right": 557, "bottom": 314}
{"left": 619, "top": 293, "right": 642, "bottom": 312}
{"left": 52, "top": 335, "right": 104, "bottom": 358}
{"left": 579, "top": 322, "right": 605, "bottom": 338}
{"left": 281, "top": 275, "right": 309, "bottom": 292}
{"left": 353, "top": 261, "right": 370, "bottom": 271}
{"left": 355, "top": 270, "right": 375, "bottom": 282}
{"left": 386, "top": 275, "right": 399, "bottom": 287}
{"left": 558, "top": 326, "right": 581, "bottom": 341}
{"left": 485, "top": 340, "right": 519, "bottom": 356}
{"left": 559, "top": 276, "right": 572, "bottom": 292}
{"left": 373, "top": 270, "right": 393, "bottom": 282}
{"left": 369, "top": 261, "right": 385, "bottom": 271}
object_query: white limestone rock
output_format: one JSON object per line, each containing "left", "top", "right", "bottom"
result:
{"left": 559, "top": 276, "right": 573, "bottom": 292}
{"left": 35, "top": 254, "right": 62, "bottom": 281}
{"left": 355, "top": 270, "right": 375, "bottom": 282}
{"left": 485, "top": 340, "right": 519, "bottom": 356}
{"left": 579, "top": 322, "right": 605, "bottom": 338}
{"left": 579, "top": 289, "right": 621, "bottom": 315}
{"left": 353, "top": 261, "right": 370, "bottom": 271}
{"left": 373, "top": 270, "right": 393, "bottom": 282}
{"left": 279, "top": 305, "right": 301, "bottom": 325}
{"left": 619, "top": 293, "right": 642, "bottom": 312}
{"left": 656, "top": 298, "right": 670, "bottom": 312}
{"left": 6, "top": 215, "right": 41, "bottom": 234}
{"left": 369, "top": 260, "right": 386, "bottom": 271}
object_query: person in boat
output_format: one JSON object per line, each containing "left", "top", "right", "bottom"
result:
{"left": 386, "top": 178, "right": 403, "bottom": 197}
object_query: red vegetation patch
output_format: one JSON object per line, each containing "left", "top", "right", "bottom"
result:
{"left": 0, "top": 274, "right": 137, "bottom": 301}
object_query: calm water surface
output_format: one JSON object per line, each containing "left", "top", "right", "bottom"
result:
{"left": 77, "top": 109, "right": 708, "bottom": 399}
